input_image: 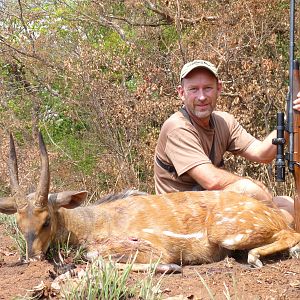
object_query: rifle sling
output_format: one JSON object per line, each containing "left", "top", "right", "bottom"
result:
{"left": 156, "top": 107, "right": 224, "bottom": 177}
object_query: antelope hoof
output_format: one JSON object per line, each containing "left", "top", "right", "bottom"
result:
{"left": 155, "top": 263, "right": 182, "bottom": 274}
{"left": 86, "top": 250, "right": 99, "bottom": 261}
{"left": 20, "top": 254, "right": 45, "bottom": 263}
{"left": 247, "top": 253, "right": 263, "bottom": 268}
{"left": 289, "top": 244, "right": 300, "bottom": 259}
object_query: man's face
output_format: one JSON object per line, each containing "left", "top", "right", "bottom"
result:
{"left": 177, "top": 68, "right": 222, "bottom": 120}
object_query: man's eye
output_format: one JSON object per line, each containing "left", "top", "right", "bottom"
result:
{"left": 188, "top": 88, "right": 197, "bottom": 92}
{"left": 205, "top": 87, "right": 213, "bottom": 92}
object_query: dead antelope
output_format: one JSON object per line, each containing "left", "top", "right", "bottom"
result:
{"left": 0, "top": 133, "right": 300, "bottom": 273}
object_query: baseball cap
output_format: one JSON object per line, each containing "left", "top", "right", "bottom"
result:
{"left": 180, "top": 60, "right": 218, "bottom": 81}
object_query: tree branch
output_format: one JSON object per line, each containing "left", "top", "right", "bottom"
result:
{"left": 145, "top": 0, "right": 217, "bottom": 25}
{"left": 17, "top": 0, "right": 36, "bottom": 52}
{"left": 58, "top": 0, "right": 126, "bottom": 40}
{"left": 107, "top": 15, "right": 171, "bottom": 27}
{"left": 0, "top": 35, "right": 64, "bottom": 71}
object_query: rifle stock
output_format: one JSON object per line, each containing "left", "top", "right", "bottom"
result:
{"left": 292, "top": 61, "right": 300, "bottom": 231}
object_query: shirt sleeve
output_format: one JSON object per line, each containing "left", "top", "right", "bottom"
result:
{"left": 165, "top": 127, "right": 211, "bottom": 176}
{"left": 225, "top": 114, "right": 256, "bottom": 154}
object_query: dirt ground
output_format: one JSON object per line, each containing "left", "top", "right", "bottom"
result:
{"left": 0, "top": 224, "right": 300, "bottom": 300}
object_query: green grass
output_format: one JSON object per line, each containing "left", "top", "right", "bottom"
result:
{"left": 196, "top": 270, "right": 246, "bottom": 300}
{"left": 47, "top": 233, "right": 87, "bottom": 265}
{"left": 136, "top": 261, "right": 164, "bottom": 300}
{"left": 61, "top": 256, "right": 163, "bottom": 300}
{"left": 0, "top": 214, "right": 26, "bottom": 257}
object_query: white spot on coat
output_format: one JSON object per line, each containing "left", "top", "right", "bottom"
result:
{"left": 244, "top": 202, "right": 255, "bottom": 208}
{"left": 222, "top": 234, "right": 244, "bottom": 247}
{"left": 143, "top": 228, "right": 154, "bottom": 234}
{"left": 162, "top": 230, "right": 204, "bottom": 239}
{"left": 216, "top": 217, "right": 236, "bottom": 225}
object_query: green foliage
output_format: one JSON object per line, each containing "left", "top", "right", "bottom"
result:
{"left": 0, "top": 214, "right": 26, "bottom": 257}
{"left": 7, "top": 98, "right": 33, "bottom": 121}
{"left": 71, "top": 143, "right": 97, "bottom": 175}
{"left": 275, "top": 32, "right": 289, "bottom": 60}
{"left": 0, "top": 0, "right": 296, "bottom": 196}
{"left": 44, "top": 131, "right": 98, "bottom": 175}
{"left": 40, "top": 101, "right": 97, "bottom": 175}
{"left": 111, "top": 1, "right": 126, "bottom": 16}
{"left": 0, "top": 61, "right": 11, "bottom": 77}
{"left": 0, "top": 182, "right": 10, "bottom": 197}
{"left": 125, "top": 75, "right": 138, "bottom": 92}
{"left": 103, "top": 31, "right": 125, "bottom": 51}
{"left": 0, "top": 213, "right": 13, "bottom": 225}
{"left": 159, "top": 25, "right": 178, "bottom": 50}
{"left": 43, "top": 114, "right": 86, "bottom": 139}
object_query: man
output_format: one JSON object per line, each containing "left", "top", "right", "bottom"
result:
{"left": 154, "top": 59, "right": 298, "bottom": 223}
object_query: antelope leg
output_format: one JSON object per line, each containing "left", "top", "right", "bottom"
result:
{"left": 248, "top": 230, "right": 300, "bottom": 267}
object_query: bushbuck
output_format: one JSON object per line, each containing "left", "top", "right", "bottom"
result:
{"left": 0, "top": 133, "right": 300, "bottom": 273}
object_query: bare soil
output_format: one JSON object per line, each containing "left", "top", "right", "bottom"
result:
{"left": 0, "top": 224, "right": 300, "bottom": 300}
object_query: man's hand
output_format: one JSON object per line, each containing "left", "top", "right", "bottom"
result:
{"left": 293, "top": 91, "right": 300, "bottom": 111}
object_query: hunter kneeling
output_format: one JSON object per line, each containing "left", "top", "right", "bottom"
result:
{"left": 154, "top": 59, "right": 300, "bottom": 226}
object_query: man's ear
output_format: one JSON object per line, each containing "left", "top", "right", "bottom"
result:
{"left": 55, "top": 191, "right": 88, "bottom": 209}
{"left": 177, "top": 85, "right": 185, "bottom": 103}
{"left": 217, "top": 80, "right": 223, "bottom": 97}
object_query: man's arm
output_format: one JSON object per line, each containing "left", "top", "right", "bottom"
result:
{"left": 242, "top": 95, "right": 300, "bottom": 164}
{"left": 187, "top": 163, "right": 242, "bottom": 190}
{"left": 240, "top": 130, "right": 277, "bottom": 163}
{"left": 187, "top": 163, "right": 273, "bottom": 202}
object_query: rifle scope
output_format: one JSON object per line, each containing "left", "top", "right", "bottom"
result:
{"left": 272, "top": 112, "right": 286, "bottom": 182}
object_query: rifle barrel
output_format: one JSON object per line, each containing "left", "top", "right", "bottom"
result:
{"left": 288, "top": 0, "right": 296, "bottom": 171}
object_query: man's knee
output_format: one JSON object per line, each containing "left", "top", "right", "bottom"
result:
{"left": 273, "top": 196, "right": 294, "bottom": 227}
{"left": 273, "top": 196, "right": 294, "bottom": 215}
{"left": 223, "top": 178, "right": 272, "bottom": 203}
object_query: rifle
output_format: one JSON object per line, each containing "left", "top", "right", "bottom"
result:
{"left": 273, "top": 0, "right": 300, "bottom": 231}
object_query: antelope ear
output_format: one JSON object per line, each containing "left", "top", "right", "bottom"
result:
{"left": 0, "top": 197, "right": 17, "bottom": 214}
{"left": 55, "top": 191, "right": 88, "bottom": 209}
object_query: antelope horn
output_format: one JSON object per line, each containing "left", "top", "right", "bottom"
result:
{"left": 8, "top": 133, "right": 20, "bottom": 195}
{"left": 34, "top": 132, "right": 50, "bottom": 208}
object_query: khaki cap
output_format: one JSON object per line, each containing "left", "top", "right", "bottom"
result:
{"left": 180, "top": 60, "right": 218, "bottom": 81}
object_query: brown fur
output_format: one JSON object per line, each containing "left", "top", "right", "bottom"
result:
{"left": 2, "top": 189, "right": 300, "bottom": 269}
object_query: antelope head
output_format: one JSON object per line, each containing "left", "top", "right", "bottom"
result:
{"left": 0, "top": 133, "right": 52, "bottom": 261}
{"left": 0, "top": 133, "right": 87, "bottom": 261}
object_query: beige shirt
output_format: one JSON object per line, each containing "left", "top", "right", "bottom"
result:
{"left": 154, "top": 109, "right": 256, "bottom": 194}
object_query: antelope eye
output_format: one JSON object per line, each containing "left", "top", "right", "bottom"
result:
{"left": 43, "top": 217, "right": 51, "bottom": 228}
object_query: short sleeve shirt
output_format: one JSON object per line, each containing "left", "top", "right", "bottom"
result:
{"left": 154, "top": 110, "right": 256, "bottom": 194}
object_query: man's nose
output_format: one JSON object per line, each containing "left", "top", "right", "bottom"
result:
{"left": 196, "top": 89, "right": 206, "bottom": 100}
